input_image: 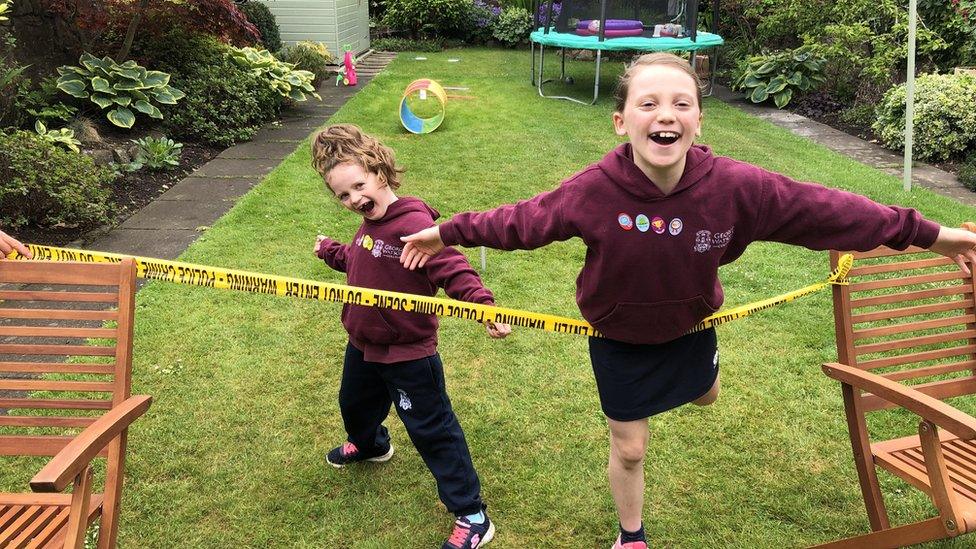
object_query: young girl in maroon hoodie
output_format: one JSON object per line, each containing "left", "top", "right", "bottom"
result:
{"left": 399, "top": 53, "right": 976, "bottom": 548}
{"left": 311, "top": 124, "right": 510, "bottom": 549}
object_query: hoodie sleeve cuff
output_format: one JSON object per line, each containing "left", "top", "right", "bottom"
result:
{"left": 439, "top": 220, "right": 461, "bottom": 247}
{"left": 913, "top": 219, "right": 941, "bottom": 249}
{"left": 316, "top": 238, "right": 333, "bottom": 259}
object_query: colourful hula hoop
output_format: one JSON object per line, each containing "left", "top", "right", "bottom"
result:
{"left": 399, "top": 79, "right": 448, "bottom": 134}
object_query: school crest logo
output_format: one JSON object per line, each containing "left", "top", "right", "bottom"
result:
{"left": 693, "top": 227, "right": 735, "bottom": 253}
{"left": 397, "top": 389, "right": 412, "bottom": 410}
{"left": 371, "top": 239, "right": 384, "bottom": 258}
{"left": 694, "top": 230, "right": 712, "bottom": 253}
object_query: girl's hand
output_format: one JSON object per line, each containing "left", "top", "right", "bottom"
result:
{"left": 400, "top": 226, "right": 445, "bottom": 270}
{"left": 314, "top": 235, "right": 327, "bottom": 255}
{"left": 0, "top": 230, "right": 30, "bottom": 259}
{"left": 485, "top": 321, "right": 511, "bottom": 339}
{"left": 929, "top": 224, "right": 976, "bottom": 275}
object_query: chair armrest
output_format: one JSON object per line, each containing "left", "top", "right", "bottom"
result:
{"left": 822, "top": 362, "right": 976, "bottom": 439}
{"left": 29, "top": 395, "right": 152, "bottom": 493}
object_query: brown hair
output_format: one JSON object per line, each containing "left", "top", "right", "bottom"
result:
{"left": 613, "top": 52, "right": 703, "bottom": 113}
{"left": 311, "top": 124, "right": 405, "bottom": 191}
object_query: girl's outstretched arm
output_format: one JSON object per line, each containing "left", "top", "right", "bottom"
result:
{"left": 400, "top": 226, "right": 444, "bottom": 270}
{"left": 929, "top": 224, "right": 976, "bottom": 275}
{"left": 0, "top": 230, "right": 30, "bottom": 259}
{"left": 314, "top": 235, "right": 350, "bottom": 272}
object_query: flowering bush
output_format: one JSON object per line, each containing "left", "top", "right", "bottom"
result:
{"left": 469, "top": 0, "right": 500, "bottom": 42}
{"left": 537, "top": 0, "right": 561, "bottom": 26}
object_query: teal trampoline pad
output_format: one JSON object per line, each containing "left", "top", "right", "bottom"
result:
{"left": 530, "top": 30, "right": 724, "bottom": 51}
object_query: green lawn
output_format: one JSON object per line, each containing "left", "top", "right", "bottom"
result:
{"left": 12, "top": 47, "right": 976, "bottom": 547}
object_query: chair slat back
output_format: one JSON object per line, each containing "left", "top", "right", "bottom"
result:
{"left": 831, "top": 247, "right": 976, "bottom": 413}
{"left": 0, "top": 259, "right": 136, "bottom": 457}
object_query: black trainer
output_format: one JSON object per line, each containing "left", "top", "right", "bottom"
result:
{"left": 326, "top": 441, "right": 394, "bottom": 468}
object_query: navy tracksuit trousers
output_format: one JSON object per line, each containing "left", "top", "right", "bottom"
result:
{"left": 338, "top": 342, "right": 484, "bottom": 516}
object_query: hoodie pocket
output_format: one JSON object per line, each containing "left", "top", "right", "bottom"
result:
{"left": 343, "top": 306, "right": 401, "bottom": 345}
{"left": 591, "top": 296, "right": 716, "bottom": 344}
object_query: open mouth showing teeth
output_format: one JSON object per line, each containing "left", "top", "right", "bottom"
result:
{"left": 650, "top": 131, "right": 680, "bottom": 145}
{"left": 358, "top": 201, "right": 375, "bottom": 215}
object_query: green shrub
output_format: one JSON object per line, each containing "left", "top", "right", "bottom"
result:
{"left": 56, "top": 53, "right": 185, "bottom": 129}
{"left": 239, "top": 1, "right": 282, "bottom": 52}
{"left": 276, "top": 41, "right": 334, "bottom": 88}
{"left": 228, "top": 46, "right": 321, "bottom": 102}
{"left": 34, "top": 121, "right": 81, "bottom": 153}
{"left": 873, "top": 73, "right": 976, "bottom": 161}
{"left": 370, "top": 37, "right": 444, "bottom": 52}
{"left": 491, "top": 6, "right": 532, "bottom": 47}
{"left": 24, "top": 76, "right": 79, "bottom": 126}
{"left": 135, "top": 31, "right": 281, "bottom": 146}
{"left": 164, "top": 61, "right": 280, "bottom": 146}
{"left": 130, "top": 136, "right": 183, "bottom": 171}
{"left": 383, "top": 0, "right": 473, "bottom": 39}
{"left": 960, "top": 152, "right": 976, "bottom": 192}
{"left": 0, "top": 130, "right": 114, "bottom": 230}
{"left": 730, "top": 45, "right": 826, "bottom": 108}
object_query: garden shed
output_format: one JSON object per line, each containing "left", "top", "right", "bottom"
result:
{"left": 257, "top": 0, "right": 370, "bottom": 55}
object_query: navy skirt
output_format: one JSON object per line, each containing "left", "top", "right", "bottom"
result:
{"left": 588, "top": 328, "right": 719, "bottom": 421}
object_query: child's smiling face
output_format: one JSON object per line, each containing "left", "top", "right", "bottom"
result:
{"left": 326, "top": 161, "right": 398, "bottom": 220}
{"left": 612, "top": 64, "right": 702, "bottom": 189}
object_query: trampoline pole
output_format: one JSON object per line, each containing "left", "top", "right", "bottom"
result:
{"left": 561, "top": 48, "right": 566, "bottom": 80}
{"left": 531, "top": 42, "right": 536, "bottom": 85}
{"left": 538, "top": 44, "right": 546, "bottom": 97}
{"left": 592, "top": 49, "right": 602, "bottom": 105}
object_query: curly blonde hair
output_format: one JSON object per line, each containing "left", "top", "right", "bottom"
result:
{"left": 311, "top": 124, "right": 404, "bottom": 191}
{"left": 613, "top": 52, "right": 703, "bottom": 113}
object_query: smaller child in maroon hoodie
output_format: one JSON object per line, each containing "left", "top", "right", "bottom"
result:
{"left": 311, "top": 124, "right": 509, "bottom": 549}
{"left": 400, "top": 54, "right": 976, "bottom": 548}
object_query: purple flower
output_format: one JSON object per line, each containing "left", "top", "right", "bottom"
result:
{"left": 537, "top": 1, "right": 561, "bottom": 24}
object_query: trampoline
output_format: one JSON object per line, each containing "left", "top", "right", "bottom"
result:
{"left": 531, "top": 0, "right": 724, "bottom": 105}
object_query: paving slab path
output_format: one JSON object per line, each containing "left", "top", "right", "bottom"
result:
{"left": 87, "top": 51, "right": 398, "bottom": 261}
{"left": 712, "top": 85, "right": 976, "bottom": 208}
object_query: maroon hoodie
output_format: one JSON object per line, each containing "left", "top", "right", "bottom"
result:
{"left": 440, "top": 144, "right": 940, "bottom": 344}
{"left": 318, "top": 196, "right": 494, "bottom": 363}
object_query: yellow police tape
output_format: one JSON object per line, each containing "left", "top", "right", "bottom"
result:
{"left": 10, "top": 244, "right": 853, "bottom": 338}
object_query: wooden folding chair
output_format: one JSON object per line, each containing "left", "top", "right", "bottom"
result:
{"left": 816, "top": 224, "right": 976, "bottom": 548}
{"left": 0, "top": 259, "right": 151, "bottom": 548}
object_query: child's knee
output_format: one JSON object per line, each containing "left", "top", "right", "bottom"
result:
{"left": 610, "top": 433, "right": 649, "bottom": 465}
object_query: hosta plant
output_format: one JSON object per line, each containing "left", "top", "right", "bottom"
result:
{"left": 129, "top": 136, "right": 183, "bottom": 171}
{"left": 56, "top": 53, "right": 185, "bottom": 128}
{"left": 228, "top": 46, "right": 321, "bottom": 101}
{"left": 731, "top": 45, "right": 827, "bottom": 108}
{"left": 34, "top": 120, "right": 81, "bottom": 153}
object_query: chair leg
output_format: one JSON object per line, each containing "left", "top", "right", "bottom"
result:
{"left": 842, "top": 384, "right": 890, "bottom": 530}
{"left": 64, "top": 467, "right": 94, "bottom": 549}
{"left": 811, "top": 516, "right": 948, "bottom": 548}
{"left": 97, "top": 435, "right": 128, "bottom": 549}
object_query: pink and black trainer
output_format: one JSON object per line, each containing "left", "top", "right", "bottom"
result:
{"left": 442, "top": 515, "right": 495, "bottom": 549}
{"left": 326, "top": 441, "right": 394, "bottom": 468}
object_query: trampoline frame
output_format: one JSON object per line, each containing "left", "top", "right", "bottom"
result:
{"left": 530, "top": 38, "right": 721, "bottom": 105}
{"left": 530, "top": 0, "right": 723, "bottom": 105}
